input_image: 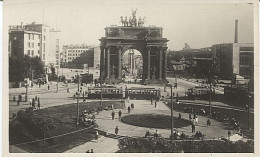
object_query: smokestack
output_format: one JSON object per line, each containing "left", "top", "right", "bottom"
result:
{"left": 234, "top": 19, "right": 238, "bottom": 43}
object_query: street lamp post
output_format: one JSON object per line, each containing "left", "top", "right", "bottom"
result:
{"left": 76, "top": 72, "right": 80, "bottom": 125}
{"left": 166, "top": 83, "right": 174, "bottom": 142}
{"left": 248, "top": 95, "right": 251, "bottom": 130}
{"left": 170, "top": 84, "right": 173, "bottom": 142}
{"left": 209, "top": 70, "right": 212, "bottom": 116}
{"left": 25, "top": 84, "right": 28, "bottom": 102}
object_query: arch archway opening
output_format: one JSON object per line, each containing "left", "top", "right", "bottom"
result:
{"left": 122, "top": 49, "right": 143, "bottom": 82}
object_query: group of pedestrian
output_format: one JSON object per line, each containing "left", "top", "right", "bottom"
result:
{"left": 111, "top": 110, "right": 122, "bottom": 120}
{"left": 30, "top": 95, "right": 40, "bottom": 109}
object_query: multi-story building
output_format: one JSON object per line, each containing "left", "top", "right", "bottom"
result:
{"left": 62, "top": 44, "right": 93, "bottom": 63}
{"left": 8, "top": 22, "right": 61, "bottom": 68}
{"left": 211, "top": 43, "right": 254, "bottom": 79}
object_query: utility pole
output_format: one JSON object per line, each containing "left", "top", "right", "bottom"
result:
{"left": 248, "top": 95, "right": 251, "bottom": 130}
{"left": 76, "top": 72, "right": 80, "bottom": 125}
{"left": 170, "top": 84, "right": 173, "bottom": 142}
{"left": 56, "top": 68, "right": 59, "bottom": 92}
{"left": 209, "top": 70, "right": 212, "bottom": 116}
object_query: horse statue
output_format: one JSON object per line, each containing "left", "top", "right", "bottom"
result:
{"left": 120, "top": 16, "right": 125, "bottom": 26}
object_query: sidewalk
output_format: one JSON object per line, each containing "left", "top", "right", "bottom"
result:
{"left": 65, "top": 136, "right": 119, "bottom": 153}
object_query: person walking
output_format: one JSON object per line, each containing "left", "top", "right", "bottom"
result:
{"left": 111, "top": 111, "right": 115, "bottom": 120}
{"left": 178, "top": 113, "right": 182, "bottom": 119}
{"left": 151, "top": 98, "right": 153, "bottom": 105}
{"left": 228, "top": 130, "right": 231, "bottom": 141}
{"left": 95, "top": 131, "right": 99, "bottom": 142}
{"left": 128, "top": 106, "right": 131, "bottom": 114}
{"left": 195, "top": 116, "right": 198, "bottom": 125}
{"left": 189, "top": 113, "right": 192, "bottom": 121}
{"left": 192, "top": 124, "right": 196, "bottom": 133}
{"left": 207, "top": 119, "right": 211, "bottom": 126}
{"left": 37, "top": 98, "right": 40, "bottom": 109}
{"left": 32, "top": 98, "right": 35, "bottom": 109}
{"left": 48, "top": 84, "right": 50, "bottom": 90}
{"left": 118, "top": 110, "right": 122, "bottom": 119}
{"left": 115, "top": 126, "right": 119, "bottom": 136}
{"left": 155, "top": 101, "right": 157, "bottom": 108}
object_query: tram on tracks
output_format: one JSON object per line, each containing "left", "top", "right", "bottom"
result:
{"left": 187, "top": 86, "right": 215, "bottom": 99}
{"left": 87, "top": 86, "right": 123, "bottom": 99}
{"left": 125, "top": 87, "right": 161, "bottom": 100}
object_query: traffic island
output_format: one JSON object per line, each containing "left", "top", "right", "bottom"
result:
{"left": 121, "top": 114, "right": 190, "bottom": 129}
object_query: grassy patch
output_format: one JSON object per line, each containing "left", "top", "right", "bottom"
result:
{"left": 121, "top": 114, "right": 190, "bottom": 129}
{"left": 10, "top": 100, "right": 125, "bottom": 153}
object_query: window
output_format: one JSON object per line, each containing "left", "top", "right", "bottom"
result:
{"left": 38, "top": 50, "right": 40, "bottom": 54}
{"left": 43, "top": 54, "right": 45, "bottom": 60}
{"left": 28, "top": 42, "right": 30, "bottom": 48}
{"left": 43, "top": 43, "right": 45, "bottom": 52}
{"left": 32, "top": 34, "right": 34, "bottom": 40}
{"left": 28, "top": 50, "right": 30, "bottom": 55}
{"left": 38, "top": 43, "right": 40, "bottom": 47}
{"left": 28, "top": 34, "right": 31, "bottom": 40}
{"left": 56, "top": 45, "right": 59, "bottom": 51}
{"left": 32, "top": 43, "right": 34, "bottom": 48}
{"left": 44, "top": 35, "right": 46, "bottom": 41}
{"left": 56, "top": 39, "right": 59, "bottom": 44}
{"left": 32, "top": 50, "right": 34, "bottom": 56}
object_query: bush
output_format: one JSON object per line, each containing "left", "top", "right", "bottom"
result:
{"left": 117, "top": 137, "right": 254, "bottom": 153}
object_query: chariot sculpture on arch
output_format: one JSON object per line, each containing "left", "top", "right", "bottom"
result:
{"left": 120, "top": 9, "right": 146, "bottom": 27}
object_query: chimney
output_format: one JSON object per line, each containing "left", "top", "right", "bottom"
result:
{"left": 234, "top": 19, "right": 238, "bottom": 43}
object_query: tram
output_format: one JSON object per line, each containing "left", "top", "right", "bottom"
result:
{"left": 87, "top": 86, "right": 123, "bottom": 99}
{"left": 187, "top": 86, "right": 215, "bottom": 99}
{"left": 125, "top": 87, "right": 161, "bottom": 100}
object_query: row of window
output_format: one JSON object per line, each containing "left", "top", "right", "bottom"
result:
{"left": 28, "top": 34, "right": 45, "bottom": 41}
{"left": 67, "top": 49, "right": 88, "bottom": 53}
{"left": 27, "top": 50, "right": 40, "bottom": 56}
{"left": 68, "top": 53, "right": 81, "bottom": 56}
{"left": 28, "top": 42, "right": 41, "bottom": 48}
{"left": 68, "top": 57, "right": 79, "bottom": 60}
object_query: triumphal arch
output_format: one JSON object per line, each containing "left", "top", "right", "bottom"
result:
{"left": 99, "top": 11, "right": 169, "bottom": 84}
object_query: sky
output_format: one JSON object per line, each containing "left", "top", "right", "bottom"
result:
{"left": 4, "top": 0, "right": 254, "bottom": 50}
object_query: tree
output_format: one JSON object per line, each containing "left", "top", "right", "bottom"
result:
{"left": 9, "top": 55, "right": 45, "bottom": 82}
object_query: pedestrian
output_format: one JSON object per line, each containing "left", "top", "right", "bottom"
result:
{"left": 118, "top": 110, "right": 122, "bottom": 119}
{"left": 207, "top": 119, "right": 211, "bottom": 126}
{"left": 178, "top": 113, "right": 182, "bottom": 119}
{"left": 127, "top": 106, "right": 131, "bottom": 114}
{"left": 115, "top": 126, "right": 119, "bottom": 136}
{"left": 151, "top": 98, "right": 153, "bottom": 105}
{"left": 154, "top": 130, "right": 159, "bottom": 138}
{"left": 95, "top": 131, "right": 99, "bottom": 142}
{"left": 192, "top": 124, "right": 195, "bottom": 133}
{"left": 245, "top": 105, "right": 248, "bottom": 111}
{"left": 228, "top": 130, "right": 231, "bottom": 141}
{"left": 189, "top": 113, "right": 192, "bottom": 121}
{"left": 195, "top": 116, "right": 198, "bottom": 125}
{"left": 155, "top": 101, "right": 157, "bottom": 108}
{"left": 32, "top": 98, "right": 35, "bottom": 109}
{"left": 193, "top": 112, "right": 196, "bottom": 119}
{"left": 35, "top": 95, "right": 37, "bottom": 101}
{"left": 48, "top": 84, "right": 50, "bottom": 90}
{"left": 111, "top": 111, "right": 115, "bottom": 120}
{"left": 18, "top": 94, "right": 22, "bottom": 102}
{"left": 67, "top": 88, "right": 70, "bottom": 93}
{"left": 37, "top": 98, "right": 40, "bottom": 109}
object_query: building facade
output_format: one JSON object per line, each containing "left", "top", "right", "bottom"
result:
{"left": 211, "top": 43, "right": 254, "bottom": 79}
{"left": 61, "top": 44, "right": 93, "bottom": 63}
{"left": 9, "top": 22, "right": 61, "bottom": 68}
